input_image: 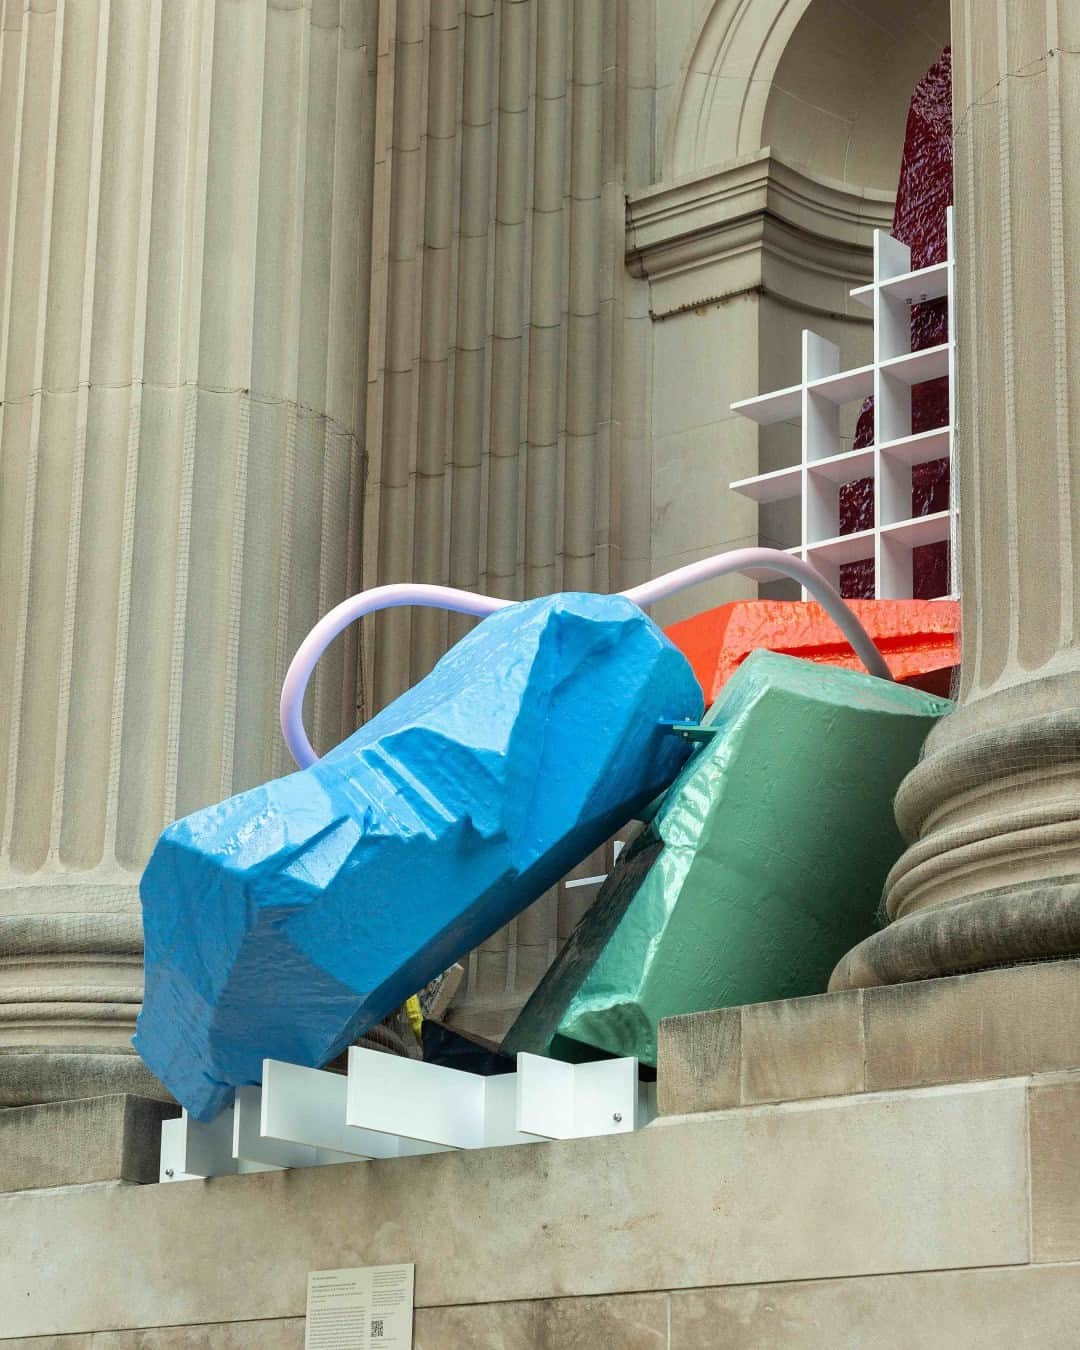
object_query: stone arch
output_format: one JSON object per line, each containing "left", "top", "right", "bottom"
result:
{"left": 667, "top": 0, "right": 949, "bottom": 184}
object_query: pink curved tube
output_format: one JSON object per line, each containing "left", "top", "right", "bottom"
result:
{"left": 280, "top": 550, "right": 892, "bottom": 768}
{"left": 280, "top": 584, "right": 512, "bottom": 768}
{"left": 621, "top": 548, "right": 893, "bottom": 684}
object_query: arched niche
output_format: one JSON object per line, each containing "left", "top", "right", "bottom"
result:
{"left": 631, "top": 0, "right": 951, "bottom": 624}
{"left": 667, "top": 0, "right": 949, "bottom": 183}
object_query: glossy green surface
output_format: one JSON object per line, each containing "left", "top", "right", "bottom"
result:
{"left": 503, "top": 649, "right": 952, "bottom": 1065}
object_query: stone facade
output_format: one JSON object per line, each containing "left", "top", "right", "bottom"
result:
{"left": 4, "top": 1066, "right": 1080, "bottom": 1346}
{"left": 659, "top": 957, "right": 1080, "bottom": 1113}
{"left": 6, "top": 963, "right": 1080, "bottom": 1344}
{"left": 5, "top": 4, "right": 1080, "bottom": 1345}
{"left": 0, "top": 0, "right": 951, "bottom": 1084}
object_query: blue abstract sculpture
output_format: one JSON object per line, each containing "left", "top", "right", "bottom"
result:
{"left": 135, "top": 592, "right": 703, "bottom": 1120}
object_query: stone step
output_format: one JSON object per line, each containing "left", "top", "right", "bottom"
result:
{"left": 658, "top": 956, "right": 1080, "bottom": 1116}
{"left": 4, "top": 1071, "right": 1080, "bottom": 1341}
{"left": 0, "top": 1093, "right": 179, "bottom": 1194}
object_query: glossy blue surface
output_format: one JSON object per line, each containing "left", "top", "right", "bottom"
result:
{"left": 134, "top": 592, "right": 702, "bottom": 1119}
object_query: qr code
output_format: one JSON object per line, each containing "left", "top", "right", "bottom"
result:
{"left": 371, "top": 1319, "right": 384, "bottom": 1339}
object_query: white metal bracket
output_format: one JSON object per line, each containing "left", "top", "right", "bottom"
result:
{"left": 159, "top": 1050, "right": 655, "bottom": 1182}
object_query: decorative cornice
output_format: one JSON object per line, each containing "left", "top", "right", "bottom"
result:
{"left": 626, "top": 150, "right": 894, "bottom": 318}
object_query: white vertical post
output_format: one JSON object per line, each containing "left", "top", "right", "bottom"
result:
{"left": 515, "top": 1054, "right": 576, "bottom": 1137}
{"left": 874, "top": 230, "right": 914, "bottom": 597}
{"left": 482, "top": 1071, "right": 545, "bottom": 1147}
{"left": 946, "top": 204, "right": 958, "bottom": 596}
{"left": 801, "top": 332, "right": 841, "bottom": 597}
{"left": 177, "top": 1105, "right": 239, "bottom": 1179}
{"left": 515, "top": 1054, "right": 640, "bottom": 1139}
{"left": 233, "top": 1087, "right": 312, "bottom": 1170}
{"left": 159, "top": 1116, "right": 199, "bottom": 1183}
{"left": 569, "top": 1058, "right": 640, "bottom": 1137}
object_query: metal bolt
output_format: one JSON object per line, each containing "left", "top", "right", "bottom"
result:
{"left": 612, "top": 1112, "right": 622, "bottom": 1123}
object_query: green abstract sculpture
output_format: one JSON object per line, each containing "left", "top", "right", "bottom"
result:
{"left": 504, "top": 649, "right": 952, "bottom": 1065}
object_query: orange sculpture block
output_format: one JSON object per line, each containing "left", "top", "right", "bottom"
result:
{"left": 666, "top": 599, "right": 960, "bottom": 703}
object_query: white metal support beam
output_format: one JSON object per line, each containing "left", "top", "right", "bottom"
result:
{"left": 160, "top": 1050, "right": 654, "bottom": 1183}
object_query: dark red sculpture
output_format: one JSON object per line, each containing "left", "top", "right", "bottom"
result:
{"left": 840, "top": 47, "right": 952, "bottom": 599}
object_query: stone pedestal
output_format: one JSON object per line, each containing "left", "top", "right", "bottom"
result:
{"left": 0, "top": 1093, "right": 178, "bottom": 1195}
{"left": 831, "top": 2, "right": 1080, "bottom": 989}
{"left": 658, "top": 958, "right": 1080, "bottom": 1115}
{"left": 0, "top": 2, "right": 371, "bottom": 1104}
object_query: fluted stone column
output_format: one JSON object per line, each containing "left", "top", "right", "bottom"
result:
{"left": 832, "top": 0, "right": 1080, "bottom": 990}
{"left": 0, "top": 0, "right": 374, "bottom": 1104}
{"left": 353, "top": 0, "right": 657, "bottom": 1040}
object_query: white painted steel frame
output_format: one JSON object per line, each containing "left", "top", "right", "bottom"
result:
{"left": 730, "top": 211, "right": 957, "bottom": 599}
{"left": 159, "top": 1049, "right": 654, "bottom": 1183}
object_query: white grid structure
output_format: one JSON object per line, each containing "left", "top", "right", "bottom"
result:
{"left": 729, "top": 210, "right": 956, "bottom": 599}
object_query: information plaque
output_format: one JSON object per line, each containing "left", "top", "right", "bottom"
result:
{"left": 305, "top": 1264, "right": 415, "bottom": 1349}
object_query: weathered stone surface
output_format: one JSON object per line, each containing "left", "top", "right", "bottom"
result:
{"left": 4, "top": 1298, "right": 666, "bottom": 1349}
{"left": 668, "top": 1263, "right": 1080, "bottom": 1348}
{"left": 659, "top": 960, "right": 1080, "bottom": 1115}
{"left": 4, "top": 1339, "right": 94, "bottom": 1350}
{"left": 0, "top": 1082, "right": 1029, "bottom": 1339}
{"left": 658, "top": 990, "right": 865, "bottom": 1113}
{"left": 14, "top": 1265, "right": 1080, "bottom": 1348}
{"left": 1029, "top": 1072, "right": 1080, "bottom": 1264}
{"left": 415, "top": 1294, "right": 669, "bottom": 1349}
{"left": 0, "top": 1052, "right": 172, "bottom": 1110}
{"left": 739, "top": 989, "right": 864, "bottom": 1104}
{"left": 6, "top": 1328, "right": 300, "bottom": 1348}
{"left": 863, "top": 961, "right": 1080, "bottom": 1092}
{"left": 833, "top": 876, "right": 1080, "bottom": 991}
{"left": 0, "top": 1094, "right": 179, "bottom": 1195}
{"left": 656, "top": 1005, "right": 740, "bottom": 1114}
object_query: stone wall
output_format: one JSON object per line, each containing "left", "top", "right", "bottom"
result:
{"left": 6, "top": 943, "right": 1080, "bottom": 1349}
{"left": 0, "top": 0, "right": 953, "bottom": 1085}
{"left": 4, "top": 1069, "right": 1080, "bottom": 1346}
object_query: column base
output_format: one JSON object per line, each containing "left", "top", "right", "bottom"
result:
{"left": 830, "top": 876, "right": 1080, "bottom": 991}
{"left": 0, "top": 1049, "right": 170, "bottom": 1109}
{"left": 0, "top": 879, "right": 167, "bottom": 1106}
{"left": 831, "top": 675, "right": 1080, "bottom": 991}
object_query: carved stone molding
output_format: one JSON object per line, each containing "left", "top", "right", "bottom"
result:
{"left": 626, "top": 151, "right": 892, "bottom": 319}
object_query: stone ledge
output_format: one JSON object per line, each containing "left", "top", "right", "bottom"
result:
{"left": 625, "top": 149, "right": 891, "bottom": 318}
{"left": 0, "top": 1079, "right": 1032, "bottom": 1338}
{"left": 0, "top": 1094, "right": 179, "bottom": 1195}
{"left": 657, "top": 957, "right": 1080, "bottom": 1115}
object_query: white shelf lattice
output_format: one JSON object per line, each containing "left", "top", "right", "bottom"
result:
{"left": 730, "top": 209, "right": 956, "bottom": 599}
